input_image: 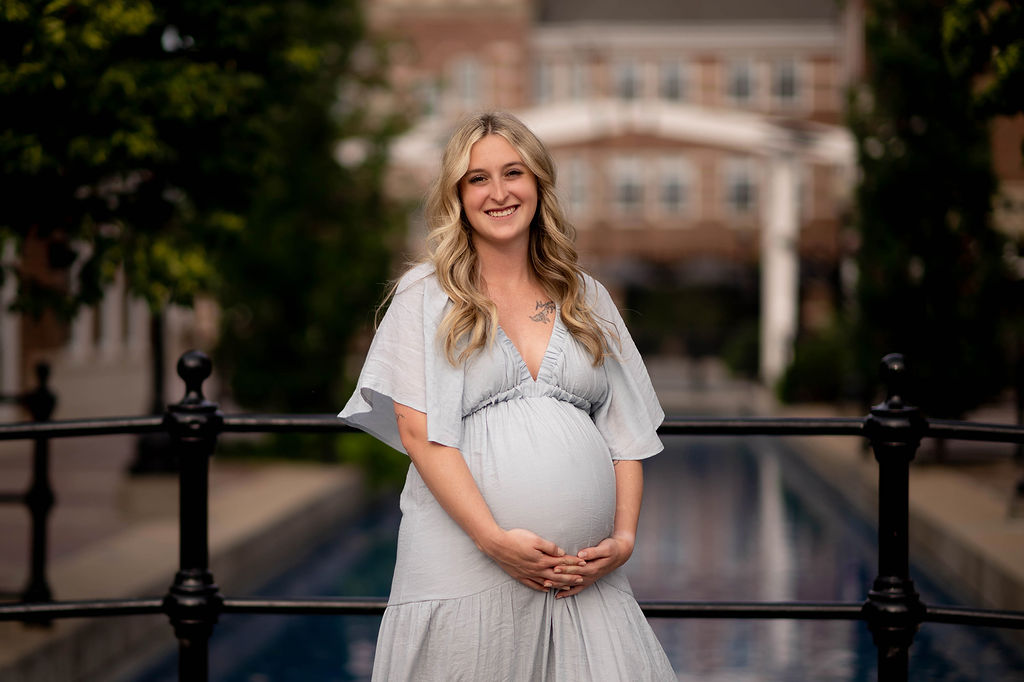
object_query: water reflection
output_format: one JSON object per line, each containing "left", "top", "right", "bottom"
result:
{"left": 631, "top": 436, "right": 1022, "bottom": 681}
{"left": 131, "top": 436, "right": 1024, "bottom": 681}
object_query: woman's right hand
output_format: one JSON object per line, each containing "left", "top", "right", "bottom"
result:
{"left": 480, "top": 528, "right": 586, "bottom": 592}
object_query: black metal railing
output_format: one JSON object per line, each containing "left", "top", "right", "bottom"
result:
{"left": 0, "top": 362, "right": 57, "bottom": 606}
{"left": 1, "top": 350, "right": 1023, "bottom": 682}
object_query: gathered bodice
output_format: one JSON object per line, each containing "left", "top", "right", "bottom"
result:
{"left": 462, "top": 312, "right": 605, "bottom": 418}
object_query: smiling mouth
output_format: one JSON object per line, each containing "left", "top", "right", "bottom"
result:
{"left": 485, "top": 206, "right": 517, "bottom": 218}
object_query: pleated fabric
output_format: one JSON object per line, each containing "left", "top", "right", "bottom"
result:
{"left": 372, "top": 579, "right": 673, "bottom": 682}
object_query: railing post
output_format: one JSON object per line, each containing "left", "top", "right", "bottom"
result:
{"left": 161, "top": 351, "right": 223, "bottom": 682}
{"left": 21, "top": 363, "right": 57, "bottom": 609}
{"left": 862, "top": 353, "right": 926, "bottom": 681}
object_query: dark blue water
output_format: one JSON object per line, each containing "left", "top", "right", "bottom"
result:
{"left": 132, "top": 437, "right": 1024, "bottom": 681}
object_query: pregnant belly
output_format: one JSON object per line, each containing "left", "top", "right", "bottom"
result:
{"left": 464, "top": 399, "right": 616, "bottom": 555}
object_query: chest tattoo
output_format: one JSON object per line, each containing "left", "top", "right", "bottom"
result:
{"left": 529, "top": 300, "right": 556, "bottom": 324}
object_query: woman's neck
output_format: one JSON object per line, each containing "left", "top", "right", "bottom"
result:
{"left": 475, "top": 239, "right": 534, "bottom": 292}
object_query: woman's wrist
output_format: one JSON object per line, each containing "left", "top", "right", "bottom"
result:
{"left": 473, "top": 524, "right": 506, "bottom": 557}
{"left": 610, "top": 531, "right": 636, "bottom": 559}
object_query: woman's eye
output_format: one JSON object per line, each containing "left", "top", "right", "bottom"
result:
{"left": 468, "top": 175, "right": 486, "bottom": 184}
{"left": 506, "top": 169, "right": 523, "bottom": 178}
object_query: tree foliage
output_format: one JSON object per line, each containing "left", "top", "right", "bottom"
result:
{"left": 943, "top": 0, "right": 1024, "bottom": 121}
{"left": 1, "top": 0, "right": 405, "bottom": 411}
{"left": 848, "top": 0, "right": 1011, "bottom": 417}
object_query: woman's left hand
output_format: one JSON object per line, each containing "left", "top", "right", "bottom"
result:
{"left": 552, "top": 532, "right": 635, "bottom": 599}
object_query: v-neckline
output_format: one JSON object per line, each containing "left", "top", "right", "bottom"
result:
{"left": 496, "top": 309, "right": 560, "bottom": 383}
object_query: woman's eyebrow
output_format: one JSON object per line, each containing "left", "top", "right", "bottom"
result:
{"left": 463, "top": 162, "right": 525, "bottom": 176}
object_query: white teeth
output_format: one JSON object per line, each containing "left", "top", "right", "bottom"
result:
{"left": 486, "top": 207, "right": 516, "bottom": 218}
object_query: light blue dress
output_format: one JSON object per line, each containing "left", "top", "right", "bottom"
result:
{"left": 339, "top": 263, "right": 675, "bottom": 681}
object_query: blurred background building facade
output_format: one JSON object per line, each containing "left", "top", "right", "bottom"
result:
{"left": 369, "top": 0, "right": 859, "bottom": 384}
{"left": 4, "top": 0, "right": 1023, "bottom": 418}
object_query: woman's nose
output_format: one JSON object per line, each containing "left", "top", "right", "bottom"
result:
{"left": 490, "top": 179, "right": 509, "bottom": 202}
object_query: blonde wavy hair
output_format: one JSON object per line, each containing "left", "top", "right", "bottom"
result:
{"left": 420, "top": 111, "right": 614, "bottom": 366}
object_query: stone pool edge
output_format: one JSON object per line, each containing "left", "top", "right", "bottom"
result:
{"left": 783, "top": 432, "right": 1024, "bottom": 631}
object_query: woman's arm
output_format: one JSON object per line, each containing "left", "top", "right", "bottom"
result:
{"left": 394, "top": 402, "right": 583, "bottom": 592}
{"left": 553, "top": 458, "right": 643, "bottom": 598}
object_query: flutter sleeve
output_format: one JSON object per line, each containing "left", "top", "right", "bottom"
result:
{"left": 337, "top": 263, "right": 464, "bottom": 454}
{"left": 588, "top": 277, "right": 665, "bottom": 461}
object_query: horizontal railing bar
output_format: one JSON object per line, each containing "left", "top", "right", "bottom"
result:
{"left": 659, "top": 417, "right": 864, "bottom": 436}
{"left": 221, "top": 414, "right": 358, "bottom": 434}
{"left": 0, "top": 416, "right": 164, "bottom": 441}
{"left": 924, "top": 605, "right": 1024, "bottom": 629}
{"left": 225, "top": 415, "right": 870, "bottom": 437}
{"left": 2, "top": 413, "right": 1023, "bottom": 446}
{"left": 925, "top": 419, "right": 1024, "bottom": 444}
{"left": 0, "top": 492, "right": 23, "bottom": 504}
{"left": 4, "top": 595, "right": 1023, "bottom": 632}
{"left": 639, "top": 601, "right": 865, "bottom": 619}
{"left": 0, "top": 598, "right": 164, "bottom": 620}
{"left": 222, "top": 596, "right": 387, "bottom": 615}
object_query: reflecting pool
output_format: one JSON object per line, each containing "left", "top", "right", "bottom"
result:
{"left": 132, "top": 436, "right": 1024, "bottom": 681}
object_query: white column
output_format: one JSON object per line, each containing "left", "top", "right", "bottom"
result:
{"left": 0, "top": 242, "right": 20, "bottom": 421}
{"left": 760, "top": 150, "right": 800, "bottom": 387}
{"left": 164, "top": 304, "right": 189, "bottom": 404}
{"left": 67, "top": 306, "right": 95, "bottom": 361}
{"left": 99, "top": 268, "right": 126, "bottom": 359}
{"left": 126, "top": 297, "right": 150, "bottom": 358}
{"left": 66, "top": 240, "right": 95, "bottom": 363}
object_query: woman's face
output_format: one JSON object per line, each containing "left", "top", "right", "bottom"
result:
{"left": 458, "top": 134, "right": 538, "bottom": 250}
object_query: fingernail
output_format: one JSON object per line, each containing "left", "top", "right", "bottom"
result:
{"left": 557, "top": 548, "right": 565, "bottom": 556}
{"left": 554, "top": 568, "right": 561, "bottom": 573}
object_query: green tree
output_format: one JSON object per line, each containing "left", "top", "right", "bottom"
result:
{"left": 847, "top": 0, "right": 1010, "bottom": 418}
{"left": 1, "top": 0, "right": 403, "bottom": 413}
{"left": 943, "top": 0, "right": 1024, "bottom": 124}
{"left": 942, "top": 0, "right": 1024, "bottom": 427}
{"left": 215, "top": 104, "right": 407, "bottom": 413}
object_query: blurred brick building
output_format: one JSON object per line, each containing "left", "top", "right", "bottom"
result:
{"left": 367, "top": 0, "right": 1024, "bottom": 382}
{"left": 367, "top": 0, "right": 859, "bottom": 382}
{"left": 4, "top": 0, "right": 1022, "bottom": 416}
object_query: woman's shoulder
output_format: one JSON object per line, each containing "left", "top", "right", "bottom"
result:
{"left": 394, "top": 262, "right": 438, "bottom": 297}
{"left": 578, "top": 271, "right": 613, "bottom": 310}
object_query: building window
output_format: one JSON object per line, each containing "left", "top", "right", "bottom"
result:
{"left": 417, "top": 79, "right": 440, "bottom": 118}
{"left": 614, "top": 59, "right": 641, "bottom": 100}
{"left": 566, "top": 157, "right": 588, "bottom": 220}
{"left": 726, "top": 59, "right": 754, "bottom": 105}
{"left": 612, "top": 156, "right": 644, "bottom": 215}
{"left": 569, "top": 61, "right": 589, "bottom": 101}
{"left": 772, "top": 58, "right": 799, "bottom": 105}
{"left": 659, "top": 60, "right": 687, "bottom": 101}
{"left": 724, "top": 158, "right": 757, "bottom": 215}
{"left": 534, "top": 61, "right": 554, "bottom": 105}
{"left": 658, "top": 156, "right": 692, "bottom": 215}
{"left": 452, "top": 56, "right": 480, "bottom": 109}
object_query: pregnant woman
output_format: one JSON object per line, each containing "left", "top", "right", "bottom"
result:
{"left": 340, "top": 111, "right": 674, "bottom": 681}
